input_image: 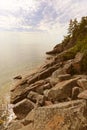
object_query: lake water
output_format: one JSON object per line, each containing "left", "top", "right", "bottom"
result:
{"left": 0, "top": 32, "right": 56, "bottom": 102}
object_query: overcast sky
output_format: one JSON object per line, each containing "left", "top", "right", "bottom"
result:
{"left": 0, "top": 0, "right": 87, "bottom": 43}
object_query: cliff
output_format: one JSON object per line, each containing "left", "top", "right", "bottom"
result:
{"left": 6, "top": 17, "right": 87, "bottom": 130}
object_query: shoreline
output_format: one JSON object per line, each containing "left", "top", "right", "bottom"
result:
{"left": 6, "top": 42, "right": 87, "bottom": 130}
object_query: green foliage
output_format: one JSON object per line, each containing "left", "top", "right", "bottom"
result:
{"left": 62, "top": 16, "right": 87, "bottom": 65}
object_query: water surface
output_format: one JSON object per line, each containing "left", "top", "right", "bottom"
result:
{"left": 0, "top": 32, "right": 56, "bottom": 101}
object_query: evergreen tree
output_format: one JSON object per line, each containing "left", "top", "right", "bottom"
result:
{"left": 68, "top": 19, "right": 73, "bottom": 36}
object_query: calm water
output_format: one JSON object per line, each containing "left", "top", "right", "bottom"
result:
{"left": 0, "top": 32, "right": 56, "bottom": 101}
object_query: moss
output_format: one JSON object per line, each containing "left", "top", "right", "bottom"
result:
{"left": 63, "top": 35, "right": 87, "bottom": 61}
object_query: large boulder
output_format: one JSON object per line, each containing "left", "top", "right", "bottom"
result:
{"left": 34, "top": 100, "right": 87, "bottom": 130}
{"left": 13, "top": 99, "right": 35, "bottom": 119}
{"left": 47, "top": 77, "right": 79, "bottom": 102}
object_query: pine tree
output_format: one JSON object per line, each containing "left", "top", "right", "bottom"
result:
{"left": 68, "top": 19, "right": 73, "bottom": 36}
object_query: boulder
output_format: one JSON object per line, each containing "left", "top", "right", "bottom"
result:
{"left": 52, "top": 68, "right": 66, "bottom": 79}
{"left": 49, "top": 77, "right": 59, "bottom": 87}
{"left": 13, "top": 99, "right": 35, "bottom": 119}
{"left": 35, "top": 83, "right": 51, "bottom": 94}
{"left": 63, "top": 59, "right": 73, "bottom": 74}
{"left": 44, "top": 89, "right": 50, "bottom": 99}
{"left": 21, "top": 109, "right": 34, "bottom": 126}
{"left": 47, "top": 77, "right": 79, "bottom": 102}
{"left": 72, "top": 52, "right": 84, "bottom": 73}
{"left": 13, "top": 75, "right": 22, "bottom": 80}
{"left": 10, "top": 83, "right": 29, "bottom": 104}
{"left": 11, "top": 78, "right": 28, "bottom": 92}
{"left": 46, "top": 44, "right": 63, "bottom": 55}
{"left": 72, "top": 87, "right": 80, "bottom": 100}
{"left": 11, "top": 80, "right": 50, "bottom": 104}
{"left": 27, "top": 91, "right": 45, "bottom": 105}
{"left": 34, "top": 100, "right": 87, "bottom": 130}
{"left": 78, "top": 90, "right": 87, "bottom": 99}
{"left": 77, "top": 79, "right": 87, "bottom": 90}
{"left": 27, "top": 64, "right": 60, "bottom": 85}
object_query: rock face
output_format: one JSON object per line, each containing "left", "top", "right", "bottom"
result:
{"left": 34, "top": 100, "right": 87, "bottom": 130}
{"left": 47, "top": 78, "right": 79, "bottom": 102}
{"left": 7, "top": 39, "right": 87, "bottom": 130}
{"left": 13, "top": 99, "right": 35, "bottom": 119}
{"left": 72, "top": 52, "right": 84, "bottom": 73}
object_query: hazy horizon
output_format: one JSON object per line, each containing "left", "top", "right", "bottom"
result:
{"left": 0, "top": 0, "right": 87, "bottom": 44}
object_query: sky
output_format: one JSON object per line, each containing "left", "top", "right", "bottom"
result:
{"left": 0, "top": 0, "right": 87, "bottom": 43}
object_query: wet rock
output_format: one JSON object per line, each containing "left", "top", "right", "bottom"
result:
{"left": 77, "top": 79, "right": 87, "bottom": 90}
{"left": 72, "top": 86, "right": 80, "bottom": 100}
{"left": 47, "top": 77, "right": 79, "bottom": 102}
{"left": 13, "top": 99, "right": 35, "bottom": 119}
{"left": 34, "top": 100, "right": 87, "bottom": 130}
{"left": 78, "top": 90, "right": 87, "bottom": 99}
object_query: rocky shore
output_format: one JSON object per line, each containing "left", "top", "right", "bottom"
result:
{"left": 6, "top": 17, "right": 87, "bottom": 130}
{"left": 5, "top": 43, "right": 87, "bottom": 130}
